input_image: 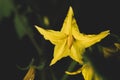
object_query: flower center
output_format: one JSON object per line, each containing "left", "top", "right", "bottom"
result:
{"left": 67, "top": 35, "right": 74, "bottom": 49}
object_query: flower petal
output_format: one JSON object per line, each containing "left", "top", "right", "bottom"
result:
{"left": 73, "top": 30, "right": 110, "bottom": 48}
{"left": 35, "top": 25, "right": 66, "bottom": 44}
{"left": 72, "top": 18, "right": 80, "bottom": 33}
{"left": 23, "top": 66, "right": 35, "bottom": 80}
{"left": 50, "top": 39, "right": 69, "bottom": 65}
{"left": 65, "top": 67, "right": 82, "bottom": 75}
{"left": 60, "top": 6, "right": 73, "bottom": 35}
{"left": 70, "top": 41, "right": 85, "bottom": 64}
{"left": 114, "top": 43, "right": 120, "bottom": 49}
{"left": 82, "top": 64, "right": 94, "bottom": 80}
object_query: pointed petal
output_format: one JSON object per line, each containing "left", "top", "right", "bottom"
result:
{"left": 23, "top": 66, "right": 35, "bottom": 80}
{"left": 65, "top": 67, "right": 82, "bottom": 75}
{"left": 102, "top": 47, "right": 117, "bottom": 58}
{"left": 73, "top": 30, "right": 110, "bottom": 48}
{"left": 50, "top": 39, "right": 68, "bottom": 66}
{"left": 72, "top": 18, "right": 80, "bottom": 33}
{"left": 35, "top": 25, "right": 67, "bottom": 44}
{"left": 114, "top": 43, "right": 120, "bottom": 49}
{"left": 70, "top": 41, "right": 85, "bottom": 64}
{"left": 60, "top": 6, "right": 74, "bottom": 35}
{"left": 82, "top": 64, "right": 94, "bottom": 80}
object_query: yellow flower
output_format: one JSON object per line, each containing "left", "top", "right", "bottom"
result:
{"left": 35, "top": 6, "right": 110, "bottom": 66}
{"left": 114, "top": 43, "right": 120, "bottom": 50}
{"left": 66, "top": 63, "right": 103, "bottom": 80}
{"left": 23, "top": 66, "right": 35, "bottom": 80}
{"left": 102, "top": 42, "right": 120, "bottom": 58}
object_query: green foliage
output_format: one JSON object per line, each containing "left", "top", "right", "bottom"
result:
{"left": 0, "top": 0, "right": 14, "bottom": 19}
{"left": 14, "top": 14, "right": 27, "bottom": 38}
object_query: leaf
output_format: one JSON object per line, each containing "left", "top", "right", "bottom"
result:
{"left": 0, "top": 0, "right": 14, "bottom": 19}
{"left": 14, "top": 14, "right": 26, "bottom": 39}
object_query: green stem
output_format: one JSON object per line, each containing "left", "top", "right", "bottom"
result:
{"left": 61, "top": 61, "right": 78, "bottom": 80}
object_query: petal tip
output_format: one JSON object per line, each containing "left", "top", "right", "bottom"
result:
{"left": 105, "top": 30, "right": 110, "bottom": 35}
{"left": 49, "top": 60, "right": 56, "bottom": 66}
{"left": 68, "top": 6, "right": 74, "bottom": 15}
{"left": 35, "top": 25, "right": 39, "bottom": 29}
{"left": 106, "top": 30, "right": 110, "bottom": 33}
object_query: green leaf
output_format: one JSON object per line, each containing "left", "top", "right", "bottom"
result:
{"left": 14, "top": 14, "right": 27, "bottom": 39}
{"left": 0, "top": 0, "right": 14, "bottom": 19}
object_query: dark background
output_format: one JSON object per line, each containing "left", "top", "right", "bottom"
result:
{"left": 0, "top": 0, "right": 120, "bottom": 80}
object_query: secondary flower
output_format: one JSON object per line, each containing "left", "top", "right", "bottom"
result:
{"left": 65, "top": 63, "right": 103, "bottom": 80}
{"left": 102, "top": 43, "right": 120, "bottom": 58}
{"left": 23, "top": 66, "right": 35, "bottom": 80}
{"left": 35, "top": 6, "right": 110, "bottom": 66}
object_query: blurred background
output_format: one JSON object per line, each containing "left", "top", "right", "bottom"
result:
{"left": 0, "top": 0, "right": 120, "bottom": 80}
